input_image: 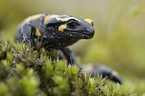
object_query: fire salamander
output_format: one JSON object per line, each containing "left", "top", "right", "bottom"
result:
{"left": 15, "top": 14, "right": 122, "bottom": 85}
{"left": 16, "top": 14, "right": 94, "bottom": 65}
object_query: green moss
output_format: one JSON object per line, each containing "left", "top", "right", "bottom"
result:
{"left": 0, "top": 83, "right": 11, "bottom": 96}
{"left": 0, "top": 40, "right": 132, "bottom": 96}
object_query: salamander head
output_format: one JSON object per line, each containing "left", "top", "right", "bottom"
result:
{"left": 45, "top": 15, "right": 95, "bottom": 39}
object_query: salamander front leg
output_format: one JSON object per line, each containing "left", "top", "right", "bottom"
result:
{"left": 21, "top": 23, "right": 38, "bottom": 48}
{"left": 61, "top": 47, "right": 78, "bottom": 66}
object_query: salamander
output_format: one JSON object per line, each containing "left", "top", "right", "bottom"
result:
{"left": 15, "top": 14, "right": 94, "bottom": 65}
{"left": 15, "top": 14, "right": 122, "bottom": 84}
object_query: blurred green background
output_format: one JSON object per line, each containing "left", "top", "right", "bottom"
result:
{"left": 0, "top": 0, "right": 145, "bottom": 95}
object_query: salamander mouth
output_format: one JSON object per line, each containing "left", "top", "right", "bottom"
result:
{"left": 69, "top": 31, "right": 94, "bottom": 39}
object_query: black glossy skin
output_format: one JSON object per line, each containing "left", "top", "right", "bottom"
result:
{"left": 82, "top": 63, "right": 123, "bottom": 84}
{"left": 16, "top": 14, "right": 95, "bottom": 65}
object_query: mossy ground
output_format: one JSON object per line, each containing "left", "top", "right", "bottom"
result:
{"left": 0, "top": 40, "right": 131, "bottom": 96}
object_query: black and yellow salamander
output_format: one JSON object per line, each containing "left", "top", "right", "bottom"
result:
{"left": 16, "top": 14, "right": 94, "bottom": 65}
{"left": 15, "top": 14, "right": 122, "bottom": 84}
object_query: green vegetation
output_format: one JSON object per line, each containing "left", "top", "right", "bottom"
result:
{"left": 0, "top": 41, "right": 131, "bottom": 96}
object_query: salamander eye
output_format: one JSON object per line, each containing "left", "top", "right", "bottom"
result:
{"left": 66, "top": 19, "right": 79, "bottom": 29}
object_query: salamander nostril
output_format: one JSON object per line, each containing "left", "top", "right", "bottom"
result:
{"left": 83, "top": 28, "right": 88, "bottom": 32}
{"left": 84, "top": 28, "right": 87, "bottom": 30}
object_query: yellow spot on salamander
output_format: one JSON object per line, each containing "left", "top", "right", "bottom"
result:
{"left": 84, "top": 19, "right": 93, "bottom": 24}
{"left": 25, "top": 14, "right": 42, "bottom": 23}
{"left": 56, "top": 17, "right": 79, "bottom": 21}
{"left": 58, "top": 24, "right": 67, "bottom": 32}
{"left": 112, "top": 71, "right": 118, "bottom": 76}
{"left": 35, "top": 27, "right": 41, "bottom": 36}
{"left": 44, "top": 15, "right": 58, "bottom": 24}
